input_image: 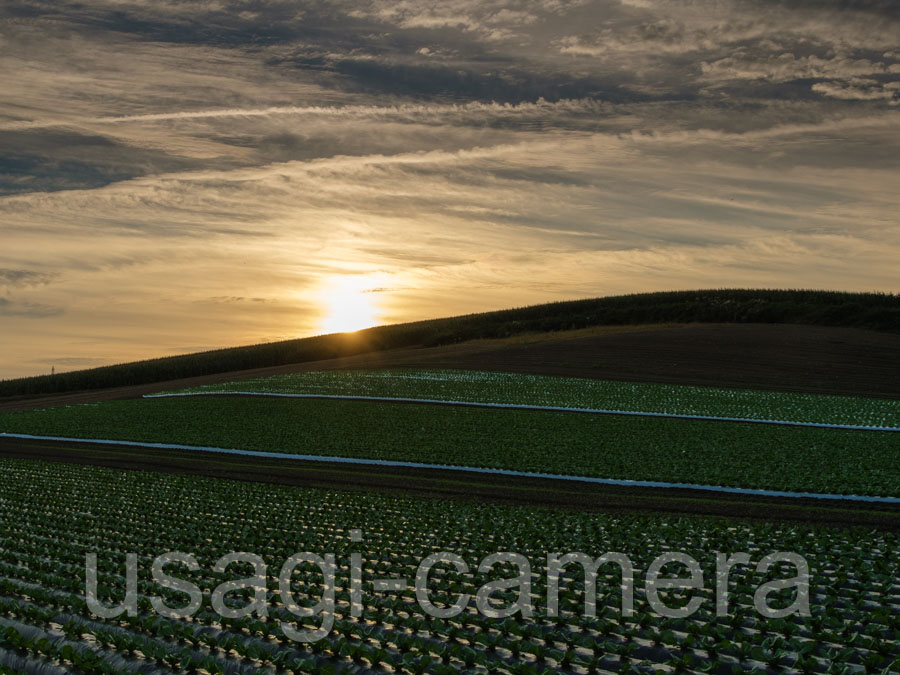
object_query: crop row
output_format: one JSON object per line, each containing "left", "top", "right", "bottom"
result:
{"left": 0, "top": 458, "right": 897, "bottom": 674}
{"left": 0, "top": 396, "right": 897, "bottom": 496}
{"left": 170, "top": 370, "right": 900, "bottom": 429}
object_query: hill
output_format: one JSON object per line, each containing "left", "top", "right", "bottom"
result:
{"left": 2, "top": 288, "right": 898, "bottom": 398}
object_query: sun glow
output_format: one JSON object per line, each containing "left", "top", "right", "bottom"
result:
{"left": 318, "top": 276, "right": 381, "bottom": 334}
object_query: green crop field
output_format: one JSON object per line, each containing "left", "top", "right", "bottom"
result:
{"left": 0, "top": 458, "right": 897, "bottom": 674}
{"left": 3, "top": 366, "right": 897, "bottom": 673}
{"left": 1, "top": 394, "right": 898, "bottom": 496}
{"left": 168, "top": 369, "right": 900, "bottom": 428}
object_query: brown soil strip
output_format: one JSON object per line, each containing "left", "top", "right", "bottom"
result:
{"left": 2, "top": 437, "right": 897, "bottom": 531}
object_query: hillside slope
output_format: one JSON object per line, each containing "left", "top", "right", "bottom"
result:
{"left": 2, "top": 322, "right": 898, "bottom": 413}
{"left": 2, "top": 288, "right": 898, "bottom": 398}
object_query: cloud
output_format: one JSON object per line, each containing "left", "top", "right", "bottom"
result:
{"left": 812, "top": 79, "right": 899, "bottom": 102}
{"left": 0, "top": 297, "right": 64, "bottom": 318}
{"left": 1, "top": 0, "right": 313, "bottom": 48}
{"left": 0, "top": 268, "right": 58, "bottom": 287}
{"left": 203, "top": 296, "right": 270, "bottom": 303}
{"left": 700, "top": 54, "right": 896, "bottom": 83}
{"left": 0, "top": 129, "right": 205, "bottom": 195}
{"left": 0, "top": 99, "right": 615, "bottom": 131}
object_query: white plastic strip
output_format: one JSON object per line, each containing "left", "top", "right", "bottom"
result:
{"left": 2, "top": 432, "right": 898, "bottom": 504}
{"left": 144, "top": 391, "right": 900, "bottom": 432}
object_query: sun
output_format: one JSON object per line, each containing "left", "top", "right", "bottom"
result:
{"left": 318, "top": 276, "right": 380, "bottom": 334}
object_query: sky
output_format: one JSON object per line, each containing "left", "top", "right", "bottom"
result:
{"left": 1, "top": 0, "right": 898, "bottom": 379}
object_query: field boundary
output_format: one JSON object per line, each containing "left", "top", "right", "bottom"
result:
{"left": 144, "top": 391, "right": 900, "bottom": 432}
{"left": 3, "top": 431, "right": 898, "bottom": 504}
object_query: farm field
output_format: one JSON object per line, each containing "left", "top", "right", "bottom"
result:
{"left": 165, "top": 369, "right": 900, "bottom": 428}
{"left": 0, "top": 393, "right": 898, "bottom": 497}
{"left": 0, "top": 458, "right": 898, "bottom": 675}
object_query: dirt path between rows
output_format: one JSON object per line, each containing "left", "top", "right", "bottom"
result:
{"left": 2, "top": 323, "right": 899, "bottom": 413}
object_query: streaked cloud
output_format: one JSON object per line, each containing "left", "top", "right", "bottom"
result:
{"left": 0, "top": 268, "right": 59, "bottom": 287}
{"left": 0, "top": 297, "right": 64, "bottom": 318}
